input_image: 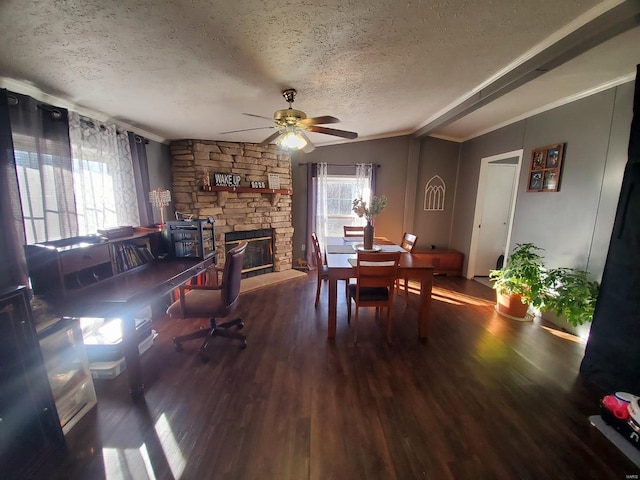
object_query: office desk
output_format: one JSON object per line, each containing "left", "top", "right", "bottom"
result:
{"left": 324, "top": 237, "right": 434, "bottom": 341}
{"left": 44, "top": 256, "right": 214, "bottom": 401}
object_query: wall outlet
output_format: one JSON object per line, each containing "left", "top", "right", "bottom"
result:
{"left": 301, "top": 244, "right": 306, "bottom": 252}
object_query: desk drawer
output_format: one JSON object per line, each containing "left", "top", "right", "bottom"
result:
{"left": 60, "top": 244, "right": 111, "bottom": 274}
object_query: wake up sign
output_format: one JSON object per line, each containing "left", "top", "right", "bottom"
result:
{"left": 213, "top": 173, "right": 241, "bottom": 188}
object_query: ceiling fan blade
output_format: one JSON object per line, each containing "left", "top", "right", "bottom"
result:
{"left": 243, "top": 113, "right": 274, "bottom": 121}
{"left": 219, "top": 126, "right": 275, "bottom": 134}
{"left": 298, "top": 131, "right": 316, "bottom": 153}
{"left": 307, "top": 125, "right": 358, "bottom": 139}
{"left": 300, "top": 115, "right": 340, "bottom": 126}
{"left": 259, "top": 130, "right": 282, "bottom": 146}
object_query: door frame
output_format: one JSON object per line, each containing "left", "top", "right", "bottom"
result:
{"left": 466, "top": 149, "right": 523, "bottom": 279}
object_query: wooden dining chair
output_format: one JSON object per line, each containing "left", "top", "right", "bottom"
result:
{"left": 311, "top": 233, "right": 328, "bottom": 307}
{"left": 397, "top": 232, "right": 418, "bottom": 297}
{"left": 343, "top": 225, "right": 364, "bottom": 238}
{"left": 347, "top": 251, "right": 401, "bottom": 343}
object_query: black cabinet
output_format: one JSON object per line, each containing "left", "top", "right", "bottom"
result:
{"left": 0, "top": 286, "right": 65, "bottom": 478}
{"left": 166, "top": 218, "right": 215, "bottom": 259}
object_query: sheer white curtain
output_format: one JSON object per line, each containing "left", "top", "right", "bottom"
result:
{"left": 316, "top": 162, "right": 329, "bottom": 251}
{"left": 69, "top": 112, "right": 140, "bottom": 234}
{"left": 354, "top": 163, "right": 373, "bottom": 225}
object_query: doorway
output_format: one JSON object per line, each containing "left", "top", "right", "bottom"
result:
{"left": 466, "top": 149, "right": 523, "bottom": 279}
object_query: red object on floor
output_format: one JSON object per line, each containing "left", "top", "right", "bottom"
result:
{"left": 603, "top": 395, "right": 630, "bottom": 420}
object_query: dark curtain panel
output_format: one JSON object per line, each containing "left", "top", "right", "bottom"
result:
{"left": 306, "top": 163, "right": 318, "bottom": 268}
{"left": 0, "top": 90, "right": 28, "bottom": 289}
{"left": 371, "top": 163, "right": 378, "bottom": 196}
{"left": 8, "top": 92, "right": 77, "bottom": 243}
{"left": 129, "top": 132, "right": 153, "bottom": 226}
{"left": 580, "top": 65, "right": 640, "bottom": 392}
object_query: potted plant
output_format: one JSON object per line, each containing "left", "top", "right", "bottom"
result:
{"left": 352, "top": 195, "right": 388, "bottom": 250}
{"left": 541, "top": 267, "right": 600, "bottom": 327}
{"left": 489, "top": 243, "right": 545, "bottom": 319}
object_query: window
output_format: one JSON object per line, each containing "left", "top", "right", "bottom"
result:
{"left": 72, "top": 154, "right": 121, "bottom": 235}
{"left": 312, "top": 162, "right": 374, "bottom": 249}
{"left": 69, "top": 114, "right": 140, "bottom": 236}
{"left": 323, "top": 176, "right": 369, "bottom": 237}
{"left": 7, "top": 95, "right": 144, "bottom": 248}
{"left": 12, "top": 122, "right": 142, "bottom": 246}
{"left": 13, "top": 135, "right": 77, "bottom": 244}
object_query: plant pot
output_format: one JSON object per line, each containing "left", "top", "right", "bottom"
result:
{"left": 496, "top": 292, "right": 530, "bottom": 320}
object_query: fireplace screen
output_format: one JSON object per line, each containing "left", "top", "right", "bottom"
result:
{"left": 225, "top": 229, "right": 274, "bottom": 277}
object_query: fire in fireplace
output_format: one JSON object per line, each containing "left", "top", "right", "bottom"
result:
{"left": 225, "top": 229, "right": 274, "bottom": 278}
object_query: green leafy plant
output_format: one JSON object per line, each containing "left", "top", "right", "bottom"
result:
{"left": 542, "top": 267, "right": 600, "bottom": 327}
{"left": 489, "top": 243, "right": 601, "bottom": 326}
{"left": 489, "top": 243, "right": 546, "bottom": 308}
{"left": 352, "top": 195, "right": 388, "bottom": 222}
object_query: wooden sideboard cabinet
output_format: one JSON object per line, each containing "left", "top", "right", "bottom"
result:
{"left": 24, "top": 229, "right": 162, "bottom": 299}
{"left": 414, "top": 249, "right": 464, "bottom": 276}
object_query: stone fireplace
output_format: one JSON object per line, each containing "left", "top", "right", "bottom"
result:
{"left": 169, "top": 140, "right": 293, "bottom": 272}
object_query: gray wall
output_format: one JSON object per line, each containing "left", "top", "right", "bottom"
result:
{"left": 451, "top": 122, "right": 526, "bottom": 259}
{"left": 413, "top": 137, "right": 461, "bottom": 249}
{"left": 290, "top": 136, "right": 412, "bottom": 256}
{"left": 145, "top": 140, "right": 173, "bottom": 223}
{"left": 454, "top": 83, "right": 633, "bottom": 280}
{"left": 289, "top": 80, "right": 634, "bottom": 285}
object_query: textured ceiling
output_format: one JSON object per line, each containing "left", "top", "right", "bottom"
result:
{"left": 0, "top": 0, "right": 638, "bottom": 146}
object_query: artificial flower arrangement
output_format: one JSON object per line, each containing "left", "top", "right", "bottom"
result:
{"left": 352, "top": 195, "right": 388, "bottom": 222}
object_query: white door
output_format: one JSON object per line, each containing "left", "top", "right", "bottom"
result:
{"left": 475, "top": 164, "right": 517, "bottom": 275}
{"left": 466, "top": 149, "right": 523, "bottom": 279}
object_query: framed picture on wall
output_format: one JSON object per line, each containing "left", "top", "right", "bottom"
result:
{"left": 527, "top": 143, "right": 565, "bottom": 192}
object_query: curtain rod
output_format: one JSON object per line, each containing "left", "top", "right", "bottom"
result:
{"left": 298, "top": 162, "right": 381, "bottom": 167}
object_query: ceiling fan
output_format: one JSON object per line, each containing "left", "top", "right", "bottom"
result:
{"left": 219, "top": 89, "right": 358, "bottom": 152}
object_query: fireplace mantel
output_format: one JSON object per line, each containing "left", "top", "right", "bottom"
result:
{"left": 205, "top": 186, "right": 292, "bottom": 207}
{"left": 205, "top": 186, "right": 292, "bottom": 195}
{"left": 204, "top": 186, "right": 292, "bottom": 207}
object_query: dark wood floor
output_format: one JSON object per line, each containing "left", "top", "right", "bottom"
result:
{"left": 50, "top": 273, "right": 637, "bottom": 479}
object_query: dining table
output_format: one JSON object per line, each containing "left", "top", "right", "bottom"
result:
{"left": 324, "top": 236, "right": 435, "bottom": 341}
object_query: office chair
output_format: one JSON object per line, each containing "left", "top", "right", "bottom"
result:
{"left": 347, "top": 251, "right": 401, "bottom": 343}
{"left": 397, "top": 232, "right": 418, "bottom": 297}
{"left": 344, "top": 225, "right": 365, "bottom": 238}
{"left": 167, "top": 241, "right": 247, "bottom": 361}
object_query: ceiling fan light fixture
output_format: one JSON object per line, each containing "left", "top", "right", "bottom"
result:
{"left": 235, "top": 88, "right": 357, "bottom": 150}
{"left": 276, "top": 128, "right": 307, "bottom": 150}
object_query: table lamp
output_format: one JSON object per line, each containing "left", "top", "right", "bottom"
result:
{"left": 148, "top": 189, "right": 171, "bottom": 226}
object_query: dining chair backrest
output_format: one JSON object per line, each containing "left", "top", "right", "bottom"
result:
{"left": 311, "top": 232, "right": 324, "bottom": 266}
{"left": 344, "top": 225, "right": 364, "bottom": 237}
{"left": 348, "top": 251, "right": 401, "bottom": 343}
{"left": 311, "top": 232, "right": 329, "bottom": 307}
{"left": 354, "top": 251, "right": 401, "bottom": 294}
{"left": 400, "top": 232, "right": 418, "bottom": 253}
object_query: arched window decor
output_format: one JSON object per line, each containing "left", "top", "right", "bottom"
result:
{"left": 424, "top": 175, "right": 446, "bottom": 211}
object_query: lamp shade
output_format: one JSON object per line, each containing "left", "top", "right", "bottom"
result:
{"left": 148, "top": 189, "right": 171, "bottom": 226}
{"left": 148, "top": 189, "right": 171, "bottom": 208}
{"left": 276, "top": 128, "right": 307, "bottom": 150}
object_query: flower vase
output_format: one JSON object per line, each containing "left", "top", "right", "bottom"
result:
{"left": 364, "top": 221, "right": 374, "bottom": 250}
